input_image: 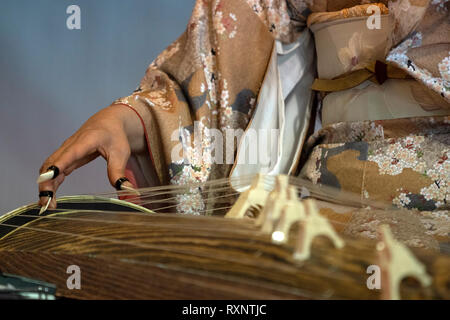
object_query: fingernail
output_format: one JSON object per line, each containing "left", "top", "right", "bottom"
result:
{"left": 37, "top": 166, "right": 60, "bottom": 184}
{"left": 39, "top": 197, "right": 52, "bottom": 215}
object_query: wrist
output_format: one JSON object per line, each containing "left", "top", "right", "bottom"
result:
{"left": 109, "top": 104, "right": 146, "bottom": 154}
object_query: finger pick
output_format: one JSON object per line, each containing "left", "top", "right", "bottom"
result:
{"left": 37, "top": 166, "right": 60, "bottom": 184}
{"left": 39, "top": 197, "right": 52, "bottom": 215}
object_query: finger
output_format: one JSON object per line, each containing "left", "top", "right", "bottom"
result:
{"left": 64, "top": 151, "right": 100, "bottom": 176}
{"left": 106, "top": 146, "right": 135, "bottom": 192}
{"left": 38, "top": 174, "right": 64, "bottom": 210}
{"left": 38, "top": 152, "right": 96, "bottom": 208}
{"left": 38, "top": 134, "right": 79, "bottom": 176}
{"left": 114, "top": 177, "right": 141, "bottom": 197}
{"left": 39, "top": 131, "right": 100, "bottom": 180}
{"left": 37, "top": 135, "right": 99, "bottom": 210}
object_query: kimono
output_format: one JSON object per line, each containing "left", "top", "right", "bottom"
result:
{"left": 111, "top": 0, "right": 449, "bottom": 250}
{"left": 300, "top": 0, "right": 450, "bottom": 250}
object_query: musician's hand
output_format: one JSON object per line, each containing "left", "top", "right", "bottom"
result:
{"left": 37, "top": 104, "right": 146, "bottom": 210}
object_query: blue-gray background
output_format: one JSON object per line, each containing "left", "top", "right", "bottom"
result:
{"left": 0, "top": 0, "right": 195, "bottom": 213}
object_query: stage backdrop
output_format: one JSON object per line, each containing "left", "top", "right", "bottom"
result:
{"left": 0, "top": 0, "right": 195, "bottom": 213}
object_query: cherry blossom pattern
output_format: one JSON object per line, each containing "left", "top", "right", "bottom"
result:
{"left": 419, "top": 210, "right": 450, "bottom": 238}
{"left": 387, "top": 32, "right": 450, "bottom": 101}
{"left": 175, "top": 191, "right": 206, "bottom": 215}
{"left": 420, "top": 151, "right": 449, "bottom": 208}
{"left": 368, "top": 135, "right": 449, "bottom": 209}
{"left": 338, "top": 32, "right": 375, "bottom": 74}
{"left": 368, "top": 135, "right": 426, "bottom": 176}
{"left": 169, "top": 118, "right": 215, "bottom": 214}
{"left": 220, "top": 79, "right": 233, "bottom": 125}
{"left": 213, "top": 2, "right": 237, "bottom": 39}
{"left": 151, "top": 41, "right": 180, "bottom": 69}
{"left": 246, "top": 0, "right": 292, "bottom": 41}
{"left": 303, "top": 146, "right": 323, "bottom": 184}
{"left": 438, "top": 53, "right": 450, "bottom": 82}
{"left": 347, "top": 121, "right": 384, "bottom": 142}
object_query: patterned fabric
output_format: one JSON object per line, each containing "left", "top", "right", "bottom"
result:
{"left": 301, "top": 0, "right": 449, "bottom": 248}
{"left": 308, "top": 0, "right": 390, "bottom": 12}
{"left": 309, "top": 0, "right": 449, "bottom": 101}
{"left": 112, "top": 0, "right": 310, "bottom": 214}
{"left": 309, "top": 6, "right": 393, "bottom": 79}
{"left": 300, "top": 116, "right": 450, "bottom": 212}
{"left": 307, "top": 2, "right": 389, "bottom": 27}
{"left": 319, "top": 204, "right": 449, "bottom": 251}
{"left": 300, "top": 0, "right": 450, "bottom": 253}
{"left": 110, "top": 0, "right": 448, "bottom": 224}
{"left": 387, "top": 0, "right": 450, "bottom": 101}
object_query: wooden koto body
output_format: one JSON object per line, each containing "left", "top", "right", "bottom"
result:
{"left": 0, "top": 200, "right": 448, "bottom": 299}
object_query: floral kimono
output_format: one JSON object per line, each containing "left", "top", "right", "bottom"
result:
{"left": 113, "top": 0, "right": 311, "bottom": 213}
{"left": 300, "top": 0, "right": 449, "bottom": 250}
{"left": 111, "top": 0, "right": 449, "bottom": 250}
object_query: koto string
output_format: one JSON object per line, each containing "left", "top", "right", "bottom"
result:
{"left": 11, "top": 212, "right": 357, "bottom": 243}
{"left": 13, "top": 213, "right": 260, "bottom": 233}
{"left": 0, "top": 174, "right": 442, "bottom": 299}
{"left": 0, "top": 221, "right": 382, "bottom": 301}
{"left": 20, "top": 173, "right": 395, "bottom": 225}
{"left": 0, "top": 220, "right": 374, "bottom": 296}
{"left": 12, "top": 207, "right": 428, "bottom": 236}
{"left": 82, "top": 174, "right": 390, "bottom": 211}
{"left": 1, "top": 173, "right": 396, "bottom": 235}
{"left": 2, "top": 206, "right": 446, "bottom": 261}
{"left": 0, "top": 218, "right": 323, "bottom": 300}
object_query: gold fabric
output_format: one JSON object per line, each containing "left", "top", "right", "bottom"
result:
{"left": 311, "top": 61, "right": 409, "bottom": 92}
{"left": 307, "top": 3, "right": 389, "bottom": 27}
